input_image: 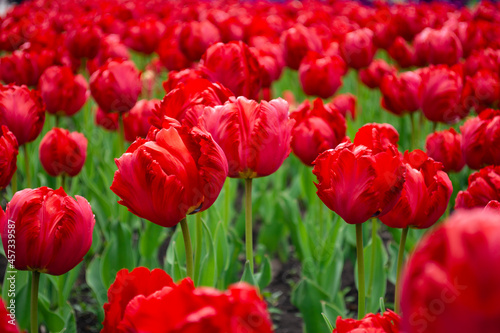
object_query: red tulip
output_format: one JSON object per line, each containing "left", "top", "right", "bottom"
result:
{"left": 354, "top": 123, "right": 400, "bottom": 153}
{"left": 65, "top": 19, "right": 102, "bottom": 59}
{"left": 380, "top": 71, "right": 421, "bottom": 116}
{"left": 401, "top": 209, "right": 500, "bottom": 333}
{"left": 414, "top": 27, "right": 463, "bottom": 66}
{"left": 39, "top": 128, "right": 87, "bottom": 177}
{"left": 380, "top": 150, "right": 452, "bottom": 229}
{"left": 485, "top": 200, "right": 500, "bottom": 212}
{"left": 425, "top": 128, "right": 465, "bottom": 173}
{"left": 419, "top": 65, "right": 468, "bottom": 124}
{"left": 200, "top": 41, "right": 262, "bottom": 100}
{"left": 290, "top": 98, "right": 347, "bottom": 166}
{"left": 0, "top": 126, "right": 17, "bottom": 189}
{"left": 86, "top": 35, "right": 130, "bottom": 75}
{"left": 298, "top": 51, "right": 346, "bottom": 99}
{"left": 95, "top": 107, "right": 119, "bottom": 132}
{"left": 0, "top": 299, "right": 21, "bottom": 333}
{"left": 38, "top": 66, "right": 88, "bottom": 116}
{"left": 359, "top": 59, "right": 396, "bottom": 89}
{"left": 89, "top": 59, "right": 142, "bottom": 114}
{"left": 462, "top": 70, "right": 500, "bottom": 114}
{"left": 313, "top": 124, "right": 405, "bottom": 224}
{"left": 156, "top": 24, "right": 192, "bottom": 72}
{"left": 341, "top": 28, "right": 377, "bottom": 70}
{"left": 388, "top": 37, "right": 416, "bottom": 69}
{"left": 280, "top": 24, "right": 322, "bottom": 70}
{"left": 331, "top": 93, "right": 357, "bottom": 120}
{"left": 201, "top": 97, "right": 294, "bottom": 179}
{"left": 123, "top": 18, "right": 165, "bottom": 55}
{"left": 110, "top": 121, "right": 228, "bottom": 228}
{"left": 463, "top": 48, "right": 500, "bottom": 78}
{"left": 333, "top": 310, "right": 401, "bottom": 333}
{"left": 455, "top": 165, "right": 500, "bottom": 210}
{"left": 250, "top": 42, "right": 284, "bottom": 88}
{"left": 0, "top": 187, "right": 95, "bottom": 275}
{"left": 0, "top": 84, "right": 45, "bottom": 146}
{"left": 455, "top": 21, "right": 486, "bottom": 58}
{"left": 152, "top": 78, "right": 233, "bottom": 128}
{"left": 0, "top": 49, "right": 54, "bottom": 86}
{"left": 460, "top": 109, "right": 500, "bottom": 169}
{"left": 162, "top": 69, "right": 205, "bottom": 93}
{"left": 179, "top": 20, "right": 221, "bottom": 62}
{"left": 123, "top": 99, "right": 158, "bottom": 142}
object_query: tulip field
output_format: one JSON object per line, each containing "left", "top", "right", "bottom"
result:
{"left": 1, "top": 0, "right": 500, "bottom": 332}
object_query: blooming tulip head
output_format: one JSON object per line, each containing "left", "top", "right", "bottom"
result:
{"left": 425, "top": 128, "right": 465, "bottom": 173}
{"left": 388, "top": 37, "right": 416, "bottom": 69}
{"left": 38, "top": 65, "right": 89, "bottom": 116}
{"left": 462, "top": 70, "right": 500, "bottom": 114}
{"left": 331, "top": 93, "right": 357, "bottom": 120}
{"left": 298, "top": 51, "right": 346, "bottom": 99}
{"left": 380, "top": 150, "right": 452, "bottom": 229}
{"left": 401, "top": 209, "right": 500, "bottom": 333}
{"left": 39, "top": 128, "right": 87, "bottom": 177}
{"left": 313, "top": 123, "right": 405, "bottom": 225}
{"left": 455, "top": 165, "right": 500, "bottom": 210}
{"left": 0, "top": 50, "right": 54, "bottom": 87}
{"left": 341, "top": 28, "right": 377, "bottom": 70}
{"left": 280, "top": 24, "right": 322, "bottom": 70}
{"left": 0, "top": 299, "right": 21, "bottom": 333}
{"left": 89, "top": 59, "right": 142, "bottom": 114}
{"left": 359, "top": 59, "right": 396, "bottom": 89}
{"left": 414, "top": 27, "right": 463, "bottom": 66}
{"left": 201, "top": 97, "right": 294, "bottom": 179}
{"left": 65, "top": 19, "right": 102, "bottom": 59}
{"left": 179, "top": 20, "right": 222, "bottom": 62}
{"left": 111, "top": 121, "right": 228, "bottom": 228}
{"left": 290, "top": 98, "right": 347, "bottom": 166}
{"left": 0, "top": 84, "right": 45, "bottom": 146}
{"left": 0, "top": 187, "right": 95, "bottom": 275}
{"left": 123, "top": 18, "right": 165, "bottom": 55}
{"left": 333, "top": 310, "right": 400, "bottom": 333}
{"left": 95, "top": 107, "right": 119, "bottom": 132}
{"left": 0, "top": 125, "right": 18, "bottom": 189}
{"left": 123, "top": 99, "right": 158, "bottom": 142}
{"left": 380, "top": 70, "right": 421, "bottom": 116}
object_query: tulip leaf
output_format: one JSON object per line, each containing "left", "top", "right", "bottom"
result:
{"left": 240, "top": 260, "right": 257, "bottom": 287}
{"left": 214, "top": 221, "right": 229, "bottom": 276}
{"left": 139, "top": 220, "right": 167, "bottom": 267}
{"left": 38, "top": 294, "right": 65, "bottom": 332}
{"left": 86, "top": 257, "right": 106, "bottom": 323}
{"left": 255, "top": 255, "right": 272, "bottom": 290}
{"left": 291, "top": 278, "right": 330, "bottom": 333}
{"left": 321, "top": 300, "right": 346, "bottom": 329}
{"left": 198, "top": 219, "right": 217, "bottom": 287}
{"left": 322, "top": 313, "right": 334, "bottom": 332}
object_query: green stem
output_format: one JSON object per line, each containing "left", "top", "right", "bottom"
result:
{"left": 245, "top": 178, "right": 254, "bottom": 272}
{"left": 432, "top": 121, "right": 438, "bottom": 133}
{"left": 410, "top": 113, "right": 416, "bottom": 150}
{"left": 368, "top": 219, "right": 377, "bottom": 296}
{"left": 31, "top": 271, "right": 40, "bottom": 333}
{"left": 180, "top": 218, "right": 194, "bottom": 279}
{"left": 61, "top": 174, "right": 66, "bottom": 190}
{"left": 319, "top": 199, "right": 324, "bottom": 237}
{"left": 55, "top": 115, "right": 60, "bottom": 128}
{"left": 57, "top": 275, "right": 65, "bottom": 309}
{"left": 11, "top": 171, "right": 17, "bottom": 193}
{"left": 194, "top": 213, "right": 203, "bottom": 284}
{"left": 356, "top": 223, "right": 365, "bottom": 319}
{"left": 118, "top": 113, "right": 125, "bottom": 152}
{"left": 395, "top": 227, "right": 409, "bottom": 314}
{"left": 224, "top": 180, "right": 230, "bottom": 228}
{"left": 23, "top": 145, "right": 31, "bottom": 188}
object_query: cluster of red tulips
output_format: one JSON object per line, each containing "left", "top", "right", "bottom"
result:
{"left": 0, "top": 0, "right": 500, "bottom": 332}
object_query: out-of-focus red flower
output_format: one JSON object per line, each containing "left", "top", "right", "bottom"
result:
{"left": 462, "top": 70, "right": 500, "bottom": 114}
{"left": 485, "top": 200, "right": 500, "bottom": 212}
{"left": 65, "top": 19, "right": 102, "bottom": 59}
{"left": 455, "top": 165, "right": 500, "bottom": 210}
{"left": 156, "top": 24, "right": 192, "bottom": 71}
{"left": 333, "top": 310, "right": 400, "bottom": 333}
{"left": 460, "top": 109, "right": 500, "bottom": 169}
{"left": 102, "top": 267, "right": 273, "bottom": 333}
{"left": 39, "top": 128, "right": 87, "bottom": 177}
{"left": 201, "top": 97, "right": 294, "bottom": 179}
{"left": 153, "top": 78, "right": 233, "bottom": 128}
{"left": 250, "top": 41, "right": 284, "bottom": 88}
{"left": 290, "top": 98, "right": 347, "bottom": 166}
{"left": 419, "top": 65, "right": 468, "bottom": 124}
{"left": 179, "top": 20, "right": 221, "bottom": 62}
{"left": 95, "top": 107, "right": 119, "bottom": 132}
{"left": 89, "top": 59, "right": 142, "bottom": 114}
{"left": 401, "top": 209, "right": 500, "bottom": 333}
{"left": 123, "top": 99, "right": 158, "bottom": 142}
{"left": 162, "top": 68, "right": 205, "bottom": 93}
{"left": 313, "top": 123, "right": 405, "bottom": 224}
{"left": 359, "top": 59, "right": 396, "bottom": 89}
{"left": 280, "top": 24, "right": 322, "bottom": 70}
{"left": 38, "top": 66, "right": 88, "bottom": 116}
{"left": 463, "top": 48, "right": 500, "bottom": 78}
{"left": 340, "top": 28, "right": 377, "bottom": 70}
{"left": 425, "top": 128, "right": 465, "bottom": 173}
{"left": 0, "top": 187, "right": 94, "bottom": 275}
{"left": 455, "top": 21, "right": 486, "bottom": 58}
{"left": 111, "top": 121, "right": 228, "bottom": 228}
{"left": 393, "top": 4, "right": 431, "bottom": 41}
{"left": 331, "top": 93, "right": 357, "bottom": 120}
{"left": 414, "top": 27, "right": 463, "bottom": 66}
{"left": 0, "top": 299, "right": 21, "bottom": 333}
{"left": 86, "top": 35, "right": 130, "bottom": 75}
{"left": 380, "top": 150, "right": 452, "bottom": 229}
{"left": 298, "top": 51, "right": 346, "bottom": 99}
{"left": 388, "top": 37, "right": 416, "bottom": 69}
{"left": 380, "top": 71, "right": 421, "bottom": 116}
{"left": 0, "top": 50, "right": 54, "bottom": 86}
{"left": 200, "top": 41, "right": 262, "bottom": 100}
{"left": 123, "top": 18, "right": 165, "bottom": 55}
{"left": 0, "top": 126, "right": 18, "bottom": 189}
{"left": 0, "top": 84, "right": 45, "bottom": 146}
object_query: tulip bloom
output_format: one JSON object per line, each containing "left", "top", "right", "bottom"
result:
{"left": 89, "top": 59, "right": 141, "bottom": 114}
{"left": 341, "top": 28, "right": 377, "bottom": 70}
{"left": 0, "top": 187, "right": 95, "bottom": 275}
{"left": 0, "top": 85, "right": 45, "bottom": 146}
{"left": 280, "top": 24, "right": 322, "bottom": 70}
{"left": 39, "top": 128, "right": 87, "bottom": 177}
{"left": 388, "top": 37, "right": 416, "bottom": 69}
{"left": 414, "top": 27, "right": 463, "bottom": 66}
{"left": 359, "top": 59, "right": 396, "bottom": 89}
{"left": 333, "top": 310, "right": 401, "bottom": 333}
{"left": 298, "top": 51, "right": 346, "bottom": 99}
{"left": 65, "top": 19, "right": 102, "bottom": 59}
{"left": 0, "top": 299, "right": 21, "bottom": 333}
{"left": 123, "top": 18, "right": 165, "bottom": 55}
{"left": 179, "top": 20, "right": 221, "bottom": 62}
{"left": 0, "top": 126, "right": 18, "bottom": 189}
{"left": 157, "top": 24, "right": 192, "bottom": 71}
{"left": 95, "top": 107, "right": 119, "bottom": 131}
{"left": 123, "top": 99, "right": 158, "bottom": 142}
{"left": 111, "top": 121, "right": 228, "bottom": 228}
{"left": 455, "top": 165, "right": 500, "bottom": 210}
{"left": 0, "top": 49, "right": 54, "bottom": 87}
{"left": 425, "top": 128, "right": 465, "bottom": 173}
{"left": 380, "top": 150, "right": 452, "bottom": 229}
{"left": 38, "top": 66, "right": 88, "bottom": 116}
{"left": 102, "top": 267, "right": 273, "bottom": 333}
{"left": 380, "top": 71, "right": 421, "bottom": 116}
{"left": 200, "top": 41, "right": 262, "bottom": 100}
{"left": 401, "top": 209, "right": 500, "bottom": 333}
{"left": 201, "top": 97, "right": 294, "bottom": 179}
{"left": 462, "top": 70, "right": 500, "bottom": 113}
{"left": 86, "top": 35, "right": 130, "bottom": 75}
{"left": 460, "top": 109, "right": 500, "bottom": 169}
{"left": 331, "top": 93, "right": 357, "bottom": 120}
